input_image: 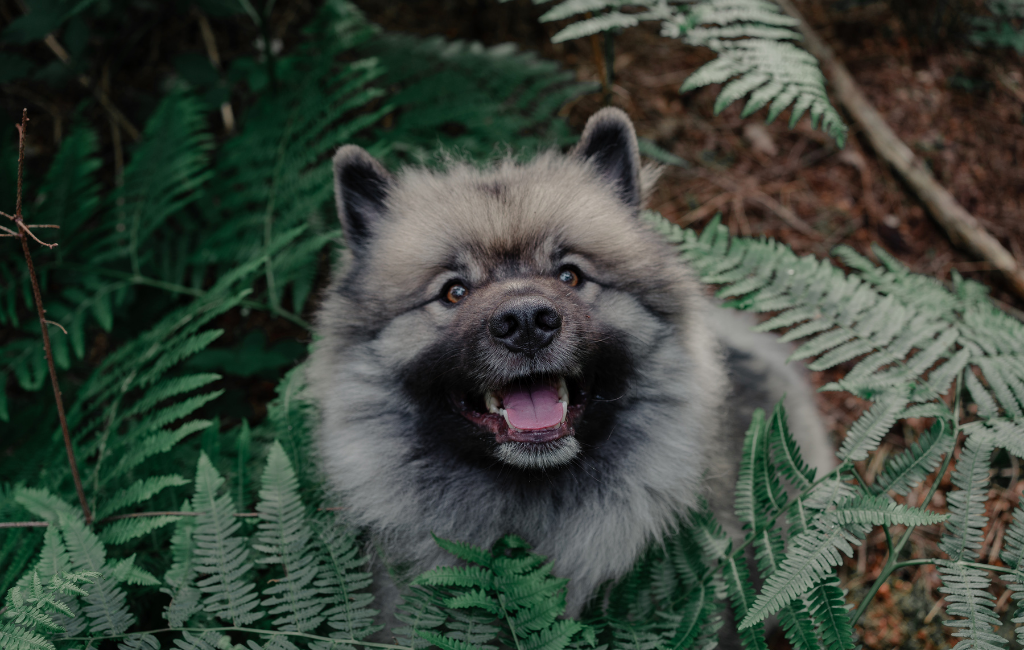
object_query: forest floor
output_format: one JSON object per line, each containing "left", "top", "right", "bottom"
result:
{"left": 354, "top": 1, "right": 1024, "bottom": 648}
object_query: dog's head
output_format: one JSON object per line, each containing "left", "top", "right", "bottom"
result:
{"left": 322, "top": 108, "right": 697, "bottom": 472}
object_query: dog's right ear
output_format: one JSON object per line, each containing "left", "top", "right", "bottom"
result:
{"left": 333, "top": 145, "right": 392, "bottom": 255}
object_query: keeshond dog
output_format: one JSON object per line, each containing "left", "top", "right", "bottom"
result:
{"left": 308, "top": 108, "right": 833, "bottom": 628}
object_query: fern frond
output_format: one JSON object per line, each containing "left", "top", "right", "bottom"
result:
{"left": 548, "top": 12, "right": 643, "bottom": 43}
{"left": 16, "top": 488, "right": 135, "bottom": 636}
{"left": 806, "top": 576, "right": 852, "bottom": 650}
{"left": 678, "top": 0, "right": 846, "bottom": 145}
{"left": 118, "top": 633, "right": 161, "bottom": 650}
{"left": 191, "top": 452, "right": 262, "bottom": 626}
{"left": 395, "top": 587, "right": 449, "bottom": 649}
{"left": 739, "top": 492, "right": 927, "bottom": 630}
{"left": 99, "top": 516, "right": 182, "bottom": 546}
{"left": 97, "top": 475, "right": 190, "bottom": 520}
{"left": 101, "top": 92, "right": 212, "bottom": 267}
{"left": 0, "top": 571, "right": 96, "bottom": 650}
{"left": 254, "top": 441, "right": 325, "bottom": 633}
{"left": 753, "top": 527, "right": 818, "bottom": 650}
{"left": 162, "top": 502, "right": 201, "bottom": 628}
{"left": 937, "top": 433, "right": 1003, "bottom": 648}
{"left": 938, "top": 562, "right": 1007, "bottom": 650}
{"left": 723, "top": 553, "right": 767, "bottom": 649}
{"left": 939, "top": 436, "right": 994, "bottom": 563}
{"left": 875, "top": 421, "right": 953, "bottom": 496}
{"left": 15, "top": 527, "right": 87, "bottom": 638}
{"left": 309, "top": 514, "right": 380, "bottom": 646}
{"left": 1000, "top": 499, "right": 1024, "bottom": 644}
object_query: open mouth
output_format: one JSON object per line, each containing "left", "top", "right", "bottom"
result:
{"left": 453, "top": 375, "right": 587, "bottom": 445}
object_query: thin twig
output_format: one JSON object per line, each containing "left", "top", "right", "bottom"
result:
{"left": 195, "top": 8, "right": 236, "bottom": 133}
{"left": 43, "top": 320, "right": 68, "bottom": 335}
{"left": 12, "top": 110, "right": 92, "bottom": 525}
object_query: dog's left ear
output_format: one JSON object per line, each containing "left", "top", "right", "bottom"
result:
{"left": 332, "top": 145, "right": 392, "bottom": 257}
{"left": 573, "top": 107, "right": 642, "bottom": 210}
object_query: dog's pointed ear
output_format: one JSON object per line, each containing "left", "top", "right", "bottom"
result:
{"left": 573, "top": 107, "right": 642, "bottom": 210}
{"left": 333, "top": 145, "right": 392, "bottom": 255}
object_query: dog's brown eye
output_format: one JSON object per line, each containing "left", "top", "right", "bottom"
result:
{"left": 558, "top": 268, "right": 580, "bottom": 287}
{"left": 445, "top": 283, "right": 468, "bottom": 304}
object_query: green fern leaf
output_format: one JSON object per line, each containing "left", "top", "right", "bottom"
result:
{"left": 939, "top": 435, "right": 993, "bottom": 563}
{"left": 938, "top": 562, "right": 1007, "bottom": 650}
{"left": 550, "top": 11, "right": 643, "bottom": 42}
{"left": 836, "top": 392, "right": 907, "bottom": 462}
{"left": 191, "top": 452, "right": 262, "bottom": 626}
{"left": 417, "top": 628, "right": 492, "bottom": 650}
{"left": 309, "top": 514, "right": 380, "bottom": 646}
{"left": 739, "top": 511, "right": 867, "bottom": 629}
{"left": 724, "top": 551, "right": 768, "bottom": 649}
{"left": 806, "top": 576, "right": 852, "bottom": 650}
{"left": 16, "top": 488, "right": 135, "bottom": 636}
{"left": 734, "top": 408, "right": 767, "bottom": 532}
{"left": 432, "top": 536, "right": 494, "bottom": 569}
{"left": 767, "top": 402, "right": 816, "bottom": 491}
{"left": 875, "top": 421, "right": 953, "bottom": 496}
{"left": 118, "top": 633, "right": 161, "bottom": 650}
{"left": 1, "top": 571, "right": 97, "bottom": 650}
{"left": 1001, "top": 499, "right": 1024, "bottom": 644}
{"left": 829, "top": 495, "right": 947, "bottom": 528}
{"left": 414, "top": 566, "right": 496, "bottom": 591}
{"left": 753, "top": 527, "right": 819, "bottom": 650}
{"left": 937, "top": 433, "right": 1004, "bottom": 648}
{"left": 394, "top": 587, "right": 449, "bottom": 650}
{"left": 17, "top": 526, "right": 87, "bottom": 638}
{"left": 254, "top": 441, "right": 325, "bottom": 633}
{"left": 97, "top": 475, "right": 190, "bottom": 520}
{"left": 162, "top": 502, "right": 200, "bottom": 628}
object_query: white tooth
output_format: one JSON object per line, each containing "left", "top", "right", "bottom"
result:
{"left": 561, "top": 401, "right": 568, "bottom": 423}
{"left": 499, "top": 408, "right": 512, "bottom": 428}
{"left": 557, "top": 377, "right": 569, "bottom": 404}
{"left": 486, "top": 391, "right": 501, "bottom": 414}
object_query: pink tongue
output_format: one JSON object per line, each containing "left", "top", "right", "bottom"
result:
{"left": 503, "top": 383, "right": 563, "bottom": 430}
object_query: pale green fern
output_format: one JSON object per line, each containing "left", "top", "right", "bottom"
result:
{"left": 533, "top": 0, "right": 847, "bottom": 145}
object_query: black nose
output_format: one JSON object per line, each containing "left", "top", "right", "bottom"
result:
{"left": 489, "top": 298, "right": 562, "bottom": 354}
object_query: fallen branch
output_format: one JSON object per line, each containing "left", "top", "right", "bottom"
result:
{"left": 774, "top": 0, "right": 1024, "bottom": 300}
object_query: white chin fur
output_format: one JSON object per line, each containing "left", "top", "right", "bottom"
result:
{"left": 496, "top": 437, "right": 581, "bottom": 469}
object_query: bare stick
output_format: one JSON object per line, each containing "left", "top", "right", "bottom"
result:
{"left": 195, "top": 8, "right": 237, "bottom": 134}
{"left": 12, "top": 110, "right": 92, "bottom": 524}
{"left": 774, "top": 0, "right": 1024, "bottom": 299}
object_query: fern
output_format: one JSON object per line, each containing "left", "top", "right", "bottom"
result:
{"left": 874, "top": 420, "right": 953, "bottom": 496}
{"left": 413, "top": 535, "right": 590, "bottom": 650}
{"left": 14, "top": 488, "right": 144, "bottom": 636}
{"left": 0, "top": 571, "right": 96, "bottom": 650}
{"left": 254, "top": 441, "right": 326, "bottom": 633}
{"left": 534, "top": 0, "right": 847, "bottom": 145}
{"left": 677, "top": 0, "right": 846, "bottom": 145}
{"left": 191, "top": 452, "right": 262, "bottom": 626}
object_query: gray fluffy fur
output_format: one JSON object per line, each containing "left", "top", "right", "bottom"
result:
{"left": 308, "top": 108, "right": 833, "bottom": 629}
